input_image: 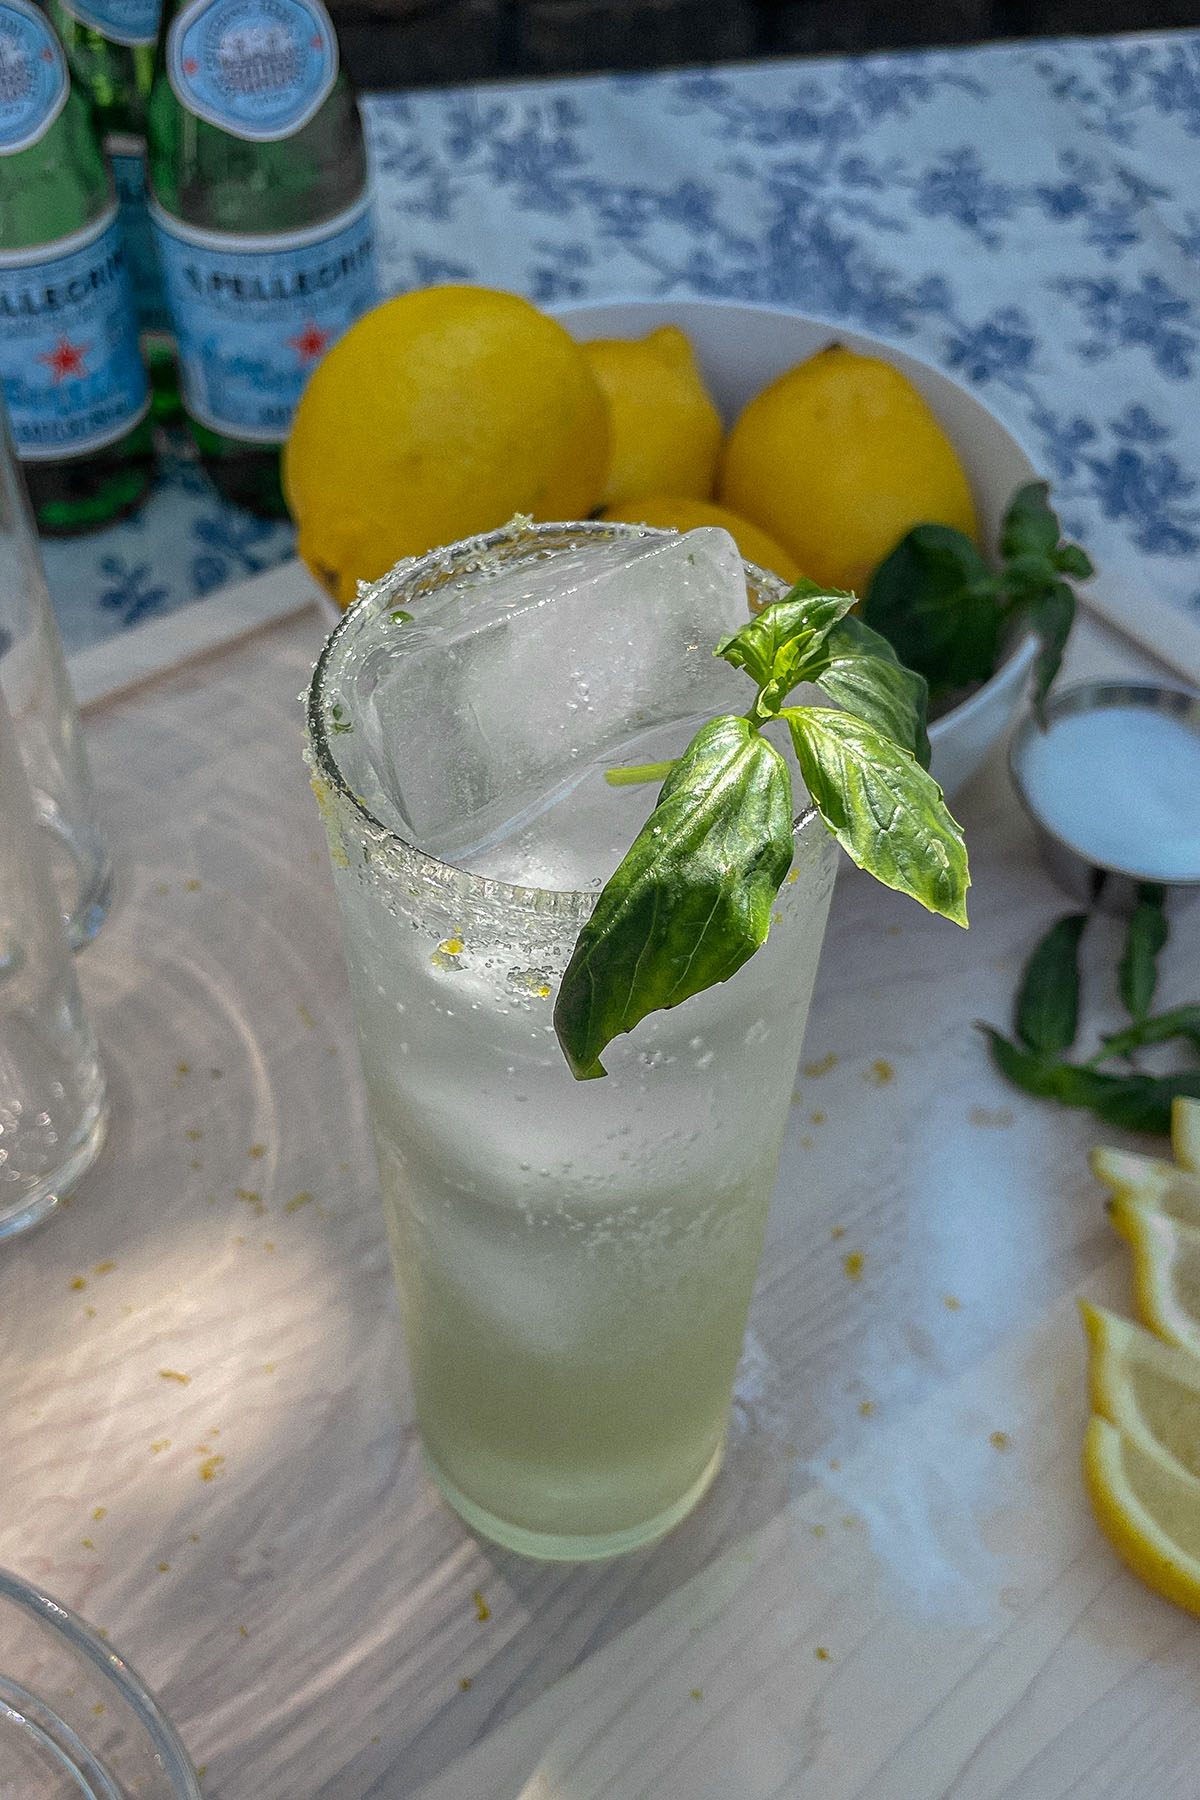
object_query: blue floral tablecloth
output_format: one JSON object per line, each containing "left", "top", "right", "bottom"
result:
{"left": 46, "top": 31, "right": 1200, "bottom": 679}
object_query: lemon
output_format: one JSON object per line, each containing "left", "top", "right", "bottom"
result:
{"left": 1083, "top": 1415, "right": 1200, "bottom": 1616}
{"left": 600, "top": 495, "right": 801, "bottom": 587}
{"left": 582, "top": 327, "right": 722, "bottom": 509}
{"left": 1108, "top": 1196, "right": 1200, "bottom": 1356}
{"left": 1175, "top": 1096, "right": 1200, "bottom": 1173}
{"left": 284, "top": 285, "right": 610, "bottom": 607}
{"left": 1080, "top": 1298, "right": 1200, "bottom": 1478}
{"left": 717, "top": 344, "right": 978, "bottom": 595}
{"left": 1091, "top": 1144, "right": 1200, "bottom": 1228}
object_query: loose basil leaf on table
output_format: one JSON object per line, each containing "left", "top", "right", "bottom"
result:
{"left": 554, "top": 716, "right": 795, "bottom": 1081}
{"left": 979, "top": 1027, "right": 1200, "bottom": 1136}
{"left": 1014, "top": 911, "right": 1088, "bottom": 1055}
{"left": 983, "top": 887, "right": 1200, "bottom": 1138}
{"left": 1097, "top": 1007, "right": 1200, "bottom": 1063}
{"left": 1118, "top": 883, "right": 1169, "bottom": 1022}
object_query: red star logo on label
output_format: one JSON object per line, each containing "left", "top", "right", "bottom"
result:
{"left": 183, "top": 55, "right": 199, "bottom": 73}
{"left": 287, "top": 322, "right": 332, "bottom": 363}
{"left": 40, "top": 44, "right": 55, "bottom": 60}
{"left": 37, "top": 336, "right": 89, "bottom": 383}
{"left": 310, "top": 33, "right": 323, "bottom": 48}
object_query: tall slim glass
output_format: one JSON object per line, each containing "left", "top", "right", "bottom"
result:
{"left": 0, "top": 679, "right": 108, "bottom": 1240}
{"left": 307, "top": 522, "right": 838, "bottom": 1560}
{"left": 0, "top": 400, "right": 113, "bottom": 948}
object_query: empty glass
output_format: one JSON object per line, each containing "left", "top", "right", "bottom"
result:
{"left": 0, "top": 396, "right": 112, "bottom": 949}
{"left": 0, "top": 676, "right": 107, "bottom": 1240}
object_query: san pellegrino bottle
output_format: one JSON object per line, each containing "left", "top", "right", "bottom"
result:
{"left": 44, "top": 0, "right": 179, "bottom": 414}
{"left": 146, "top": 0, "right": 378, "bottom": 517}
{"left": 0, "top": 0, "right": 153, "bottom": 532}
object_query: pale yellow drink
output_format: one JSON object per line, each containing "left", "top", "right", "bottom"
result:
{"left": 308, "top": 522, "right": 837, "bottom": 1559}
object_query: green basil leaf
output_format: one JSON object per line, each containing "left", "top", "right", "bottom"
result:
{"left": 1000, "top": 481, "right": 1060, "bottom": 560}
{"left": 1099, "top": 1005, "right": 1200, "bottom": 1062}
{"left": 554, "top": 716, "right": 795, "bottom": 1080}
{"left": 782, "top": 705, "right": 969, "bottom": 924}
{"left": 1014, "top": 912, "right": 1088, "bottom": 1055}
{"left": 978, "top": 1027, "right": 1082, "bottom": 1101}
{"left": 808, "top": 614, "right": 932, "bottom": 769}
{"left": 1090, "top": 1070, "right": 1200, "bottom": 1136}
{"left": 1052, "top": 543, "right": 1094, "bottom": 580}
{"left": 1026, "top": 579, "right": 1076, "bottom": 720}
{"left": 996, "top": 550, "right": 1059, "bottom": 602}
{"left": 980, "top": 1028, "right": 1200, "bottom": 1137}
{"left": 861, "top": 524, "right": 998, "bottom": 697}
{"left": 716, "top": 584, "right": 856, "bottom": 704}
{"left": 1118, "top": 884, "right": 1168, "bottom": 1022}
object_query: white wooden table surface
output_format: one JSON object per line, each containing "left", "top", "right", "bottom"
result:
{"left": 1, "top": 584, "right": 1196, "bottom": 1800}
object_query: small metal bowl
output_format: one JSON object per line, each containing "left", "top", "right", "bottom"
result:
{"left": 1009, "top": 679, "right": 1200, "bottom": 910}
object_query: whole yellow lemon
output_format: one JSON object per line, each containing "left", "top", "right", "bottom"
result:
{"left": 582, "top": 326, "right": 722, "bottom": 509}
{"left": 601, "top": 494, "right": 801, "bottom": 589}
{"left": 284, "top": 285, "right": 610, "bottom": 607}
{"left": 717, "top": 345, "right": 978, "bottom": 595}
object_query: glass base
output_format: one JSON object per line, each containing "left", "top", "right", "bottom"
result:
{"left": 423, "top": 1437, "right": 726, "bottom": 1562}
{"left": 0, "top": 1100, "right": 108, "bottom": 1243}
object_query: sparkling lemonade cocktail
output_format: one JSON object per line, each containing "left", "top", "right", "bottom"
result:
{"left": 307, "top": 521, "right": 838, "bottom": 1560}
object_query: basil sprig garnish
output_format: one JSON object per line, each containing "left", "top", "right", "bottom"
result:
{"left": 979, "top": 886, "right": 1200, "bottom": 1135}
{"left": 554, "top": 582, "right": 969, "bottom": 1080}
{"left": 862, "top": 482, "right": 1091, "bottom": 720}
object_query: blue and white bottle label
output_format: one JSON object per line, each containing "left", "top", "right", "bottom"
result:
{"left": 167, "top": 0, "right": 337, "bottom": 142}
{"left": 56, "top": 0, "right": 160, "bottom": 48}
{"left": 0, "top": 0, "right": 69, "bottom": 154}
{"left": 149, "top": 192, "right": 376, "bottom": 442}
{"left": 107, "top": 135, "right": 171, "bottom": 335}
{"left": 0, "top": 207, "right": 151, "bottom": 459}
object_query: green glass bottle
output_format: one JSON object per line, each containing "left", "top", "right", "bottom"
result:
{"left": 44, "top": 0, "right": 181, "bottom": 419}
{"left": 0, "top": 0, "right": 153, "bottom": 533}
{"left": 146, "top": 0, "right": 378, "bottom": 518}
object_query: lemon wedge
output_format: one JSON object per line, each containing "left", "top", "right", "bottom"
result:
{"left": 1175, "top": 1096, "right": 1200, "bottom": 1174}
{"left": 1083, "top": 1415, "right": 1200, "bottom": 1616}
{"left": 1090, "top": 1144, "right": 1200, "bottom": 1227}
{"left": 1108, "top": 1196, "right": 1200, "bottom": 1355}
{"left": 1080, "top": 1298, "right": 1200, "bottom": 1477}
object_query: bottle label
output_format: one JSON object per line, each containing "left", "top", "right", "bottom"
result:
{"left": 107, "top": 135, "right": 172, "bottom": 334}
{"left": 56, "top": 0, "right": 160, "bottom": 48}
{"left": 0, "top": 206, "right": 151, "bottom": 459}
{"left": 0, "top": 0, "right": 69, "bottom": 154}
{"left": 149, "top": 192, "right": 376, "bottom": 442}
{"left": 167, "top": 0, "right": 337, "bottom": 142}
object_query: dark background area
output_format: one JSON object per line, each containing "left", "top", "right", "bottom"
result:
{"left": 330, "top": 0, "right": 1200, "bottom": 92}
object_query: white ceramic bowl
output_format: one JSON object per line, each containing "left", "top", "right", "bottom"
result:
{"left": 554, "top": 299, "right": 1040, "bottom": 799}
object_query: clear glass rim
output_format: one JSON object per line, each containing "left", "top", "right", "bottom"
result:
{"left": 306, "top": 518, "right": 822, "bottom": 915}
{"left": 0, "top": 1564, "right": 202, "bottom": 1799}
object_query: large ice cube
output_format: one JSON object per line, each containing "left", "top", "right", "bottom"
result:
{"left": 336, "top": 528, "right": 753, "bottom": 860}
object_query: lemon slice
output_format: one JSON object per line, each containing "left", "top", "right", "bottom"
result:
{"left": 1175, "top": 1096, "right": 1200, "bottom": 1174}
{"left": 1091, "top": 1144, "right": 1200, "bottom": 1227}
{"left": 1083, "top": 1415, "right": 1200, "bottom": 1616}
{"left": 1108, "top": 1196, "right": 1200, "bottom": 1354}
{"left": 1080, "top": 1298, "right": 1200, "bottom": 1477}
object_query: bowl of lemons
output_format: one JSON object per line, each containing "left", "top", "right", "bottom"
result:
{"left": 285, "top": 289, "right": 1048, "bottom": 799}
